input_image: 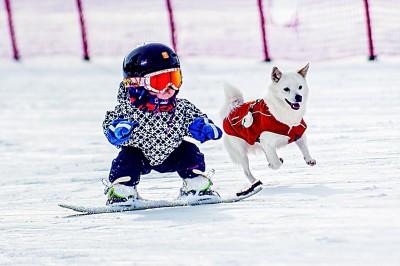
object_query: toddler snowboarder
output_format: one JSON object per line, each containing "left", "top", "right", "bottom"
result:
{"left": 103, "top": 43, "right": 222, "bottom": 206}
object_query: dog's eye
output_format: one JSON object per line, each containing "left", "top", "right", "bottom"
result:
{"left": 299, "top": 85, "right": 302, "bottom": 90}
{"left": 283, "top": 87, "right": 290, "bottom": 92}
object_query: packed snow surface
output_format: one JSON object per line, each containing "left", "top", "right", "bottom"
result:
{"left": 1, "top": 55, "right": 399, "bottom": 265}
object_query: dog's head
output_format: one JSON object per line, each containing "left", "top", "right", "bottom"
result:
{"left": 267, "top": 64, "right": 309, "bottom": 112}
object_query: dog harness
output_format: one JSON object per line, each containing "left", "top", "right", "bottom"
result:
{"left": 223, "top": 99, "right": 307, "bottom": 145}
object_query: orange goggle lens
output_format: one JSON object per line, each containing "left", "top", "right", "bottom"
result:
{"left": 148, "top": 69, "right": 182, "bottom": 92}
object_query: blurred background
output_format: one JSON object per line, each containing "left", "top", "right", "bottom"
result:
{"left": 1, "top": 0, "right": 399, "bottom": 62}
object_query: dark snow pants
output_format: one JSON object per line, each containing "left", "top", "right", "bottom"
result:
{"left": 108, "top": 141, "right": 206, "bottom": 186}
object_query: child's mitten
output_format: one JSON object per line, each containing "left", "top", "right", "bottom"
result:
{"left": 106, "top": 119, "right": 139, "bottom": 146}
{"left": 189, "top": 117, "right": 223, "bottom": 143}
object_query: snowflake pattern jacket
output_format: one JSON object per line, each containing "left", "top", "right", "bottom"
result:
{"left": 103, "top": 83, "right": 204, "bottom": 166}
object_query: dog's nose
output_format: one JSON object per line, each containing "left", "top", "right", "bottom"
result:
{"left": 295, "top": 94, "right": 302, "bottom": 102}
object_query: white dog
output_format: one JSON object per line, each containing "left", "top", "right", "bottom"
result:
{"left": 221, "top": 64, "right": 316, "bottom": 193}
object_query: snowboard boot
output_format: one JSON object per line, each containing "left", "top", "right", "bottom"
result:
{"left": 178, "top": 169, "right": 220, "bottom": 201}
{"left": 103, "top": 176, "right": 139, "bottom": 206}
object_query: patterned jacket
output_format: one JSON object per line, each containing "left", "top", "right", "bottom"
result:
{"left": 103, "top": 84, "right": 204, "bottom": 166}
{"left": 223, "top": 99, "right": 307, "bottom": 145}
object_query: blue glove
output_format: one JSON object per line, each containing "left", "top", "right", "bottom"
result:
{"left": 189, "top": 117, "right": 223, "bottom": 143}
{"left": 106, "top": 119, "right": 139, "bottom": 146}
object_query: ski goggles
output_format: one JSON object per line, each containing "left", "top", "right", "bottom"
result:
{"left": 123, "top": 68, "right": 182, "bottom": 93}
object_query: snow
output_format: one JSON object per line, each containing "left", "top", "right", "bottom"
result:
{"left": 1, "top": 56, "right": 399, "bottom": 265}
{"left": 1, "top": 0, "right": 400, "bottom": 264}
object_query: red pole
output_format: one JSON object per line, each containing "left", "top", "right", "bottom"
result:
{"left": 363, "top": 0, "right": 376, "bottom": 61}
{"left": 76, "top": 0, "right": 90, "bottom": 60}
{"left": 257, "top": 0, "right": 271, "bottom": 62}
{"left": 165, "top": 0, "right": 177, "bottom": 52}
{"left": 4, "top": 0, "right": 20, "bottom": 61}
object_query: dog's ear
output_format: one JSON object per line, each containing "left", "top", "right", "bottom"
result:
{"left": 297, "top": 63, "right": 309, "bottom": 78}
{"left": 271, "top": 67, "right": 282, "bottom": 83}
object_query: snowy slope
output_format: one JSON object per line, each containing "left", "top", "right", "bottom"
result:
{"left": 0, "top": 56, "right": 399, "bottom": 265}
{"left": 1, "top": 0, "right": 400, "bottom": 264}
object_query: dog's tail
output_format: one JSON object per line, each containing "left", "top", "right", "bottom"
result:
{"left": 220, "top": 83, "right": 244, "bottom": 119}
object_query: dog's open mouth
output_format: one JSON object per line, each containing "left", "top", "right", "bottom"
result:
{"left": 285, "top": 99, "right": 300, "bottom": 110}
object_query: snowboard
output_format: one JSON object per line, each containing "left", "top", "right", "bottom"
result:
{"left": 59, "top": 185, "right": 263, "bottom": 215}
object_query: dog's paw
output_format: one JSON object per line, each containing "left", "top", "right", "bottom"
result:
{"left": 305, "top": 158, "right": 316, "bottom": 166}
{"left": 268, "top": 158, "right": 283, "bottom": 170}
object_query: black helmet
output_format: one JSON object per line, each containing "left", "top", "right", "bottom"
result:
{"left": 123, "top": 43, "right": 180, "bottom": 78}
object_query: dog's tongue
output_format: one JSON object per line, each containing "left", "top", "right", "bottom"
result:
{"left": 291, "top": 103, "right": 300, "bottom": 110}
{"left": 285, "top": 99, "right": 301, "bottom": 110}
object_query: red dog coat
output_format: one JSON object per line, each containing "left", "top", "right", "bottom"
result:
{"left": 223, "top": 99, "right": 307, "bottom": 145}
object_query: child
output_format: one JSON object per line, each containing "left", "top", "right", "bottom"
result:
{"left": 102, "top": 43, "right": 223, "bottom": 206}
